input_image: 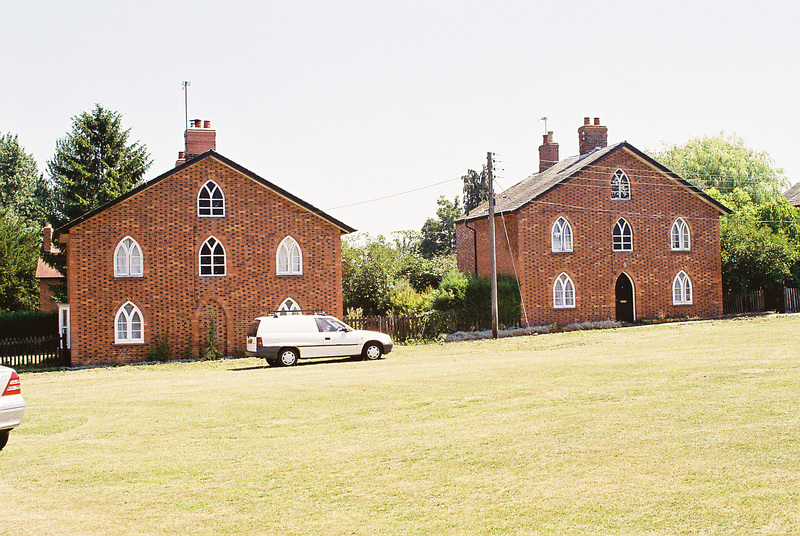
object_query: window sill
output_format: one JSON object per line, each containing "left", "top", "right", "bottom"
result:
{"left": 114, "top": 275, "right": 144, "bottom": 279}
{"left": 551, "top": 250, "right": 574, "bottom": 254}
{"left": 276, "top": 273, "right": 304, "bottom": 277}
{"left": 114, "top": 340, "right": 145, "bottom": 345}
{"left": 670, "top": 248, "right": 691, "bottom": 252}
{"left": 673, "top": 302, "right": 693, "bottom": 306}
{"left": 554, "top": 305, "right": 576, "bottom": 309}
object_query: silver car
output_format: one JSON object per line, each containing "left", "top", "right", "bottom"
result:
{"left": 0, "top": 366, "right": 25, "bottom": 451}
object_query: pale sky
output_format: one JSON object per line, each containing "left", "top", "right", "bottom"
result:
{"left": 3, "top": 0, "right": 798, "bottom": 236}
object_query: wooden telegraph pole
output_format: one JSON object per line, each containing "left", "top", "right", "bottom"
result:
{"left": 487, "top": 152, "right": 499, "bottom": 339}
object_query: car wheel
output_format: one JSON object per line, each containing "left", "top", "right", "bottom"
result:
{"left": 0, "top": 430, "right": 9, "bottom": 451}
{"left": 363, "top": 342, "right": 383, "bottom": 361}
{"left": 279, "top": 348, "right": 299, "bottom": 367}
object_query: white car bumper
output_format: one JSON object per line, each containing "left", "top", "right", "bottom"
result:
{"left": 0, "top": 395, "right": 25, "bottom": 430}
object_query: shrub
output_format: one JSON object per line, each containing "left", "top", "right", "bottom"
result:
{"left": 147, "top": 331, "right": 173, "bottom": 362}
{"left": 433, "top": 273, "right": 521, "bottom": 331}
{"left": 0, "top": 310, "right": 58, "bottom": 339}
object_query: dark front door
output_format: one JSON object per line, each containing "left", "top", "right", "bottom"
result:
{"left": 615, "top": 274, "right": 634, "bottom": 322}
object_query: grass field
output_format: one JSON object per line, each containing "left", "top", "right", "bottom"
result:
{"left": 3, "top": 315, "right": 799, "bottom": 535}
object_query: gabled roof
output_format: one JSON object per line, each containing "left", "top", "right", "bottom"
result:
{"left": 459, "top": 141, "right": 731, "bottom": 222}
{"left": 55, "top": 150, "right": 356, "bottom": 236}
{"left": 784, "top": 182, "right": 800, "bottom": 207}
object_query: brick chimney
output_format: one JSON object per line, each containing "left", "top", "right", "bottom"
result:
{"left": 578, "top": 117, "right": 607, "bottom": 155}
{"left": 538, "top": 131, "right": 559, "bottom": 173}
{"left": 42, "top": 225, "right": 53, "bottom": 253}
{"left": 176, "top": 119, "right": 216, "bottom": 166}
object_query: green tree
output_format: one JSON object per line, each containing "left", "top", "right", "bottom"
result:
{"left": 47, "top": 104, "right": 152, "bottom": 227}
{"left": 0, "top": 132, "right": 50, "bottom": 228}
{"left": 0, "top": 211, "right": 40, "bottom": 311}
{"left": 462, "top": 168, "right": 489, "bottom": 214}
{"left": 653, "top": 133, "right": 788, "bottom": 204}
{"left": 419, "top": 196, "right": 461, "bottom": 258}
{"left": 342, "top": 234, "right": 400, "bottom": 316}
{"left": 721, "top": 220, "right": 796, "bottom": 293}
{"left": 707, "top": 187, "right": 800, "bottom": 292}
{"left": 45, "top": 105, "right": 152, "bottom": 292}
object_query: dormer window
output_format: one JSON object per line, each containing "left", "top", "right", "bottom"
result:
{"left": 611, "top": 169, "right": 630, "bottom": 200}
{"left": 198, "top": 181, "right": 224, "bottom": 217}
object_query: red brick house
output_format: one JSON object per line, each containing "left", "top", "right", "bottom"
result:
{"left": 456, "top": 117, "right": 731, "bottom": 326}
{"left": 55, "top": 121, "right": 354, "bottom": 366}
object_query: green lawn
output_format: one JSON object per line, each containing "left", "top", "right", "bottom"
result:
{"left": 3, "top": 315, "right": 799, "bottom": 535}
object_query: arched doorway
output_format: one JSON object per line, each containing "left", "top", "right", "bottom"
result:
{"left": 615, "top": 273, "right": 634, "bottom": 323}
{"left": 199, "top": 300, "right": 227, "bottom": 359}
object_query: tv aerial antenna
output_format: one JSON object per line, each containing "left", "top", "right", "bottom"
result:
{"left": 182, "top": 81, "right": 191, "bottom": 130}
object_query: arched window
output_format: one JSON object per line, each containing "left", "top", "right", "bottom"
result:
{"left": 276, "top": 236, "right": 302, "bottom": 275}
{"left": 673, "top": 271, "right": 692, "bottom": 305}
{"left": 114, "top": 237, "right": 143, "bottom": 277}
{"left": 197, "top": 180, "right": 225, "bottom": 217}
{"left": 553, "top": 273, "right": 575, "bottom": 308}
{"left": 613, "top": 218, "right": 633, "bottom": 251}
{"left": 671, "top": 218, "right": 691, "bottom": 251}
{"left": 551, "top": 217, "right": 573, "bottom": 253}
{"left": 278, "top": 298, "right": 302, "bottom": 315}
{"left": 199, "top": 237, "right": 226, "bottom": 276}
{"left": 611, "top": 169, "right": 631, "bottom": 200}
{"left": 115, "top": 302, "right": 144, "bottom": 344}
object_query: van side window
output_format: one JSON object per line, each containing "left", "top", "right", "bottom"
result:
{"left": 315, "top": 317, "right": 346, "bottom": 332}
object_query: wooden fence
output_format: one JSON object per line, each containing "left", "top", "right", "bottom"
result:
{"left": 723, "top": 287, "right": 800, "bottom": 315}
{"left": 345, "top": 314, "right": 450, "bottom": 342}
{"left": 784, "top": 287, "right": 800, "bottom": 313}
{"left": 0, "top": 334, "right": 70, "bottom": 369}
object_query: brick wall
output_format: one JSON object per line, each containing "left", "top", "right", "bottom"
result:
{"left": 66, "top": 156, "right": 345, "bottom": 366}
{"left": 456, "top": 147, "right": 724, "bottom": 326}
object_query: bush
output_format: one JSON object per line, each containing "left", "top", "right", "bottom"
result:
{"left": 433, "top": 273, "right": 521, "bottom": 331}
{"left": 147, "top": 332, "right": 173, "bottom": 362}
{"left": 0, "top": 310, "right": 58, "bottom": 339}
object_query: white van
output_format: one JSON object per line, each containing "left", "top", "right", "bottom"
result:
{"left": 245, "top": 314, "right": 393, "bottom": 367}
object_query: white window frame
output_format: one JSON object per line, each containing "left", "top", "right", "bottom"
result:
{"left": 613, "top": 218, "right": 633, "bottom": 251}
{"left": 278, "top": 298, "right": 302, "bottom": 315}
{"left": 276, "top": 236, "right": 303, "bottom": 275}
{"left": 671, "top": 218, "right": 691, "bottom": 251}
{"left": 199, "top": 236, "right": 227, "bottom": 277}
{"left": 553, "top": 273, "right": 576, "bottom": 309}
{"left": 114, "top": 236, "right": 143, "bottom": 277}
{"left": 673, "top": 271, "right": 693, "bottom": 305}
{"left": 115, "top": 301, "right": 144, "bottom": 344}
{"left": 197, "top": 180, "right": 225, "bottom": 217}
{"left": 611, "top": 169, "right": 631, "bottom": 200}
{"left": 551, "top": 217, "right": 573, "bottom": 253}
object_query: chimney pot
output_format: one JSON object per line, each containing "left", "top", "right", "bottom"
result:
{"left": 584, "top": 117, "right": 590, "bottom": 125}
{"left": 594, "top": 117, "right": 600, "bottom": 126}
{"left": 204, "top": 120, "right": 211, "bottom": 129}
